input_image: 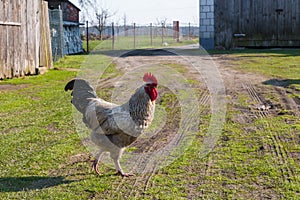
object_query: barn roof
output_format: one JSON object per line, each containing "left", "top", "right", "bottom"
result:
{"left": 46, "top": 0, "right": 81, "bottom": 11}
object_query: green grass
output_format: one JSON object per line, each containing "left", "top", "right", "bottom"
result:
{"left": 83, "top": 40, "right": 102, "bottom": 52}
{"left": 0, "top": 48, "right": 299, "bottom": 199}
{"left": 210, "top": 49, "right": 300, "bottom": 91}
{"left": 234, "top": 53, "right": 300, "bottom": 80}
{"left": 83, "top": 37, "right": 198, "bottom": 52}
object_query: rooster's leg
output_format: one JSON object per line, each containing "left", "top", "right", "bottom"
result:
{"left": 91, "top": 159, "right": 100, "bottom": 175}
{"left": 113, "top": 159, "right": 133, "bottom": 177}
{"left": 91, "top": 150, "right": 102, "bottom": 175}
{"left": 111, "top": 149, "right": 133, "bottom": 177}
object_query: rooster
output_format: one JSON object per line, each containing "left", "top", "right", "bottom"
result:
{"left": 65, "top": 72, "right": 158, "bottom": 177}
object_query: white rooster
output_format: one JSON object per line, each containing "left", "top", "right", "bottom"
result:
{"left": 65, "top": 72, "right": 158, "bottom": 176}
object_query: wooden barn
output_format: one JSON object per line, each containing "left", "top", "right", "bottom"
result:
{"left": 200, "top": 0, "right": 300, "bottom": 49}
{"left": 46, "top": 0, "right": 83, "bottom": 59}
{"left": 0, "top": 0, "right": 53, "bottom": 79}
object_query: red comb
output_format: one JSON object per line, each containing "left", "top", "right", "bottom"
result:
{"left": 143, "top": 72, "right": 158, "bottom": 84}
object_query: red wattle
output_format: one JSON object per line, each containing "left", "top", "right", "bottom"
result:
{"left": 145, "top": 87, "right": 158, "bottom": 101}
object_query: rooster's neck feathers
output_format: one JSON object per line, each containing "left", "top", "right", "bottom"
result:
{"left": 128, "top": 86, "right": 155, "bottom": 127}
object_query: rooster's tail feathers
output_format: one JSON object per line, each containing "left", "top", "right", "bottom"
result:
{"left": 65, "top": 79, "right": 98, "bottom": 113}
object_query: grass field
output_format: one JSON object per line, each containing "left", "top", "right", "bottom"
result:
{"left": 0, "top": 47, "right": 299, "bottom": 199}
{"left": 82, "top": 37, "right": 198, "bottom": 52}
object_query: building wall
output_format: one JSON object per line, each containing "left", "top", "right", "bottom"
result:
{"left": 199, "top": 0, "right": 215, "bottom": 49}
{"left": 0, "top": 0, "right": 52, "bottom": 79}
{"left": 64, "top": 24, "right": 83, "bottom": 55}
{"left": 49, "top": 9, "right": 83, "bottom": 59}
{"left": 203, "top": 0, "right": 300, "bottom": 49}
{"left": 62, "top": 2, "right": 80, "bottom": 22}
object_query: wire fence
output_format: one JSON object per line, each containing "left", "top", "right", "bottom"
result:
{"left": 81, "top": 22, "right": 199, "bottom": 51}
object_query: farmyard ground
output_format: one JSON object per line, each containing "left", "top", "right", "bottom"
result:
{"left": 0, "top": 45, "right": 299, "bottom": 199}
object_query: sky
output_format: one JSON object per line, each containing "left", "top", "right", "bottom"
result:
{"left": 70, "top": 0, "right": 199, "bottom": 26}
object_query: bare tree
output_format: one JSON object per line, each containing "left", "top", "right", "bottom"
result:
{"left": 94, "top": 8, "right": 111, "bottom": 40}
{"left": 156, "top": 17, "right": 168, "bottom": 27}
{"left": 77, "top": 0, "right": 116, "bottom": 40}
{"left": 122, "top": 13, "right": 127, "bottom": 28}
{"left": 77, "top": 0, "right": 93, "bottom": 11}
{"left": 91, "top": 1, "right": 116, "bottom": 40}
{"left": 156, "top": 18, "right": 168, "bottom": 44}
{"left": 122, "top": 13, "right": 128, "bottom": 36}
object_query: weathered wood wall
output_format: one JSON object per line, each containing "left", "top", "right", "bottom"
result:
{"left": 214, "top": 0, "right": 300, "bottom": 48}
{"left": 0, "top": 0, "right": 52, "bottom": 79}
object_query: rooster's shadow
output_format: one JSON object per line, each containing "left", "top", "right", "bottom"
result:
{"left": 0, "top": 176, "right": 75, "bottom": 192}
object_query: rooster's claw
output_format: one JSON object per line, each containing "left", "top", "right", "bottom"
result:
{"left": 91, "top": 160, "right": 100, "bottom": 175}
{"left": 116, "top": 171, "right": 134, "bottom": 177}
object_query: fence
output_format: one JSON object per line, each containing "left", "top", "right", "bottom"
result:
{"left": 82, "top": 22, "right": 199, "bottom": 39}
{"left": 81, "top": 22, "right": 199, "bottom": 51}
{"left": 0, "top": 0, "right": 52, "bottom": 79}
{"left": 49, "top": 9, "right": 65, "bottom": 61}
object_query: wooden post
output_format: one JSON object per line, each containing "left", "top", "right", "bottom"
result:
{"left": 173, "top": 21, "right": 179, "bottom": 42}
{"left": 161, "top": 22, "right": 164, "bottom": 45}
{"left": 86, "top": 21, "right": 89, "bottom": 53}
{"left": 133, "top": 23, "right": 136, "bottom": 48}
{"left": 150, "top": 23, "right": 153, "bottom": 46}
{"left": 112, "top": 22, "right": 115, "bottom": 50}
{"left": 188, "top": 22, "right": 191, "bottom": 39}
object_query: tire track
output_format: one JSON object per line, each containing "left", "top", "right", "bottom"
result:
{"left": 242, "top": 82, "right": 270, "bottom": 118}
{"left": 242, "top": 81, "right": 296, "bottom": 183}
{"left": 199, "top": 90, "right": 211, "bottom": 105}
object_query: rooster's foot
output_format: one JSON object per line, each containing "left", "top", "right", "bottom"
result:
{"left": 91, "top": 160, "right": 100, "bottom": 175}
{"left": 116, "top": 171, "right": 134, "bottom": 177}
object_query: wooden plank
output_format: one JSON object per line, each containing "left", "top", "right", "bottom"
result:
{"left": 12, "top": 0, "right": 17, "bottom": 77}
{"left": 13, "top": 0, "right": 21, "bottom": 77}
{"left": 0, "top": 0, "right": 4, "bottom": 79}
{"left": 291, "top": 0, "right": 297, "bottom": 36}
{"left": 6, "top": 0, "right": 12, "bottom": 78}
{"left": 20, "top": 0, "right": 26, "bottom": 77}
{"left": 292, "top": 0, "right": 300, "bottom": 38}
{"left": 280, "top": 0, "right": 293, "bottom": 41}
{"left": 17, "top": 0, "right": 22, "bottom": 76}
{"left": 39, "top": 0, "right": 46, "bottom": 69}
{"left": 25, "top": 0, "right": 34, "bottom": 74}
{"left": 39, "top": 1, "right": 53, "bottom": 70}
{"left": 2, "top": 0, "right": 7, "bottom": 78}
{"left": 44, "top": 1, "right": 53, "bottom": 69}
{"left": 24, "top": 0, "right": 29, "bottom": 74}
{"left": 256, "top": 0, "right": 263, "bottom": 36}
{"left": 34, "top": 0, "right": 41, "bottom": 74}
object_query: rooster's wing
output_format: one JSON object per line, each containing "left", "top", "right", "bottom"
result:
{"left": 85, "top": 99, "right": 141, "bottom": 137}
